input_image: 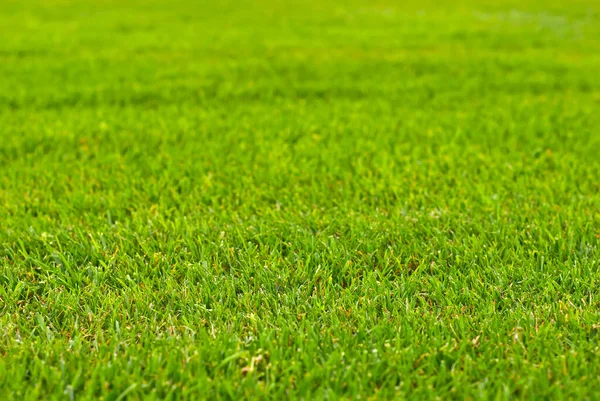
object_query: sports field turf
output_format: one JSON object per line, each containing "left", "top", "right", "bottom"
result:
{"left": 1, "top": 0, "right": 600, "bottom": 399}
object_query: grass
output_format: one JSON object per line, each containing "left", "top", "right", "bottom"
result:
{"left": 1, "top": 0, "right": 600, "bottom": 399}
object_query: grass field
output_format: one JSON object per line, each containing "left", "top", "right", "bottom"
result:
{"left": 1, "top": 0, "right": 600, "bottom": 399}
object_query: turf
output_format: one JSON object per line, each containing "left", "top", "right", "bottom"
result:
{"left": 1, "top": 0, "right": 600, "bottom": 399}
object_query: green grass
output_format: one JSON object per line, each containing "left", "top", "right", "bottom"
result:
{"left": 1, "top": 0, "right": 600, "bottom": 399}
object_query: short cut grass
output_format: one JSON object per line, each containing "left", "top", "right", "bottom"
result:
{"left": 1, "top": 0, "right": 600, "bottom": 399}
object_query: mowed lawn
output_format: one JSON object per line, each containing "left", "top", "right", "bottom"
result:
{"left": 1, "top": 0, "right": 600, "bottom": 399}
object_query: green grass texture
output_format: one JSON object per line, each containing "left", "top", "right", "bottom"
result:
{"left": 1, "top": 0, "right": 600, "bottom": 399}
